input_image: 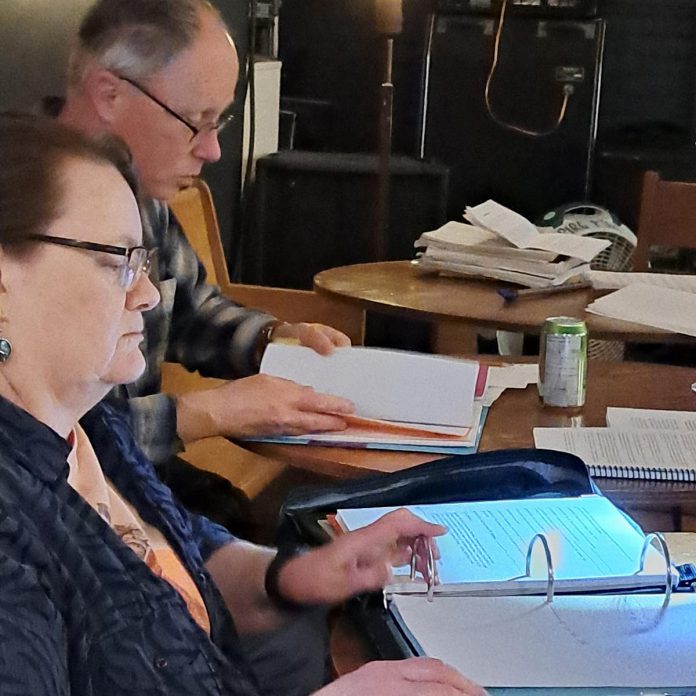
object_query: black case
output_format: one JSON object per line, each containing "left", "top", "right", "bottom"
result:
{"left": 276, "top": 448, "right": 594, "bottom": 660}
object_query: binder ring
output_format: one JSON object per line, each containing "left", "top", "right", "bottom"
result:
{"left": 525, "top": 533, "right": 555, "bottom": 603}
{"left": 638, "top": 532, "right": 673, "bottom": 605}
{"left": 410, "top": 535, "right": 436, "bottom": 602}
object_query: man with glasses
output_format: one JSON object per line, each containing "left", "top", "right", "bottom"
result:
{"left": 57, "top": 0, "right": 354, "bottom": 507}
{"left": 54, "top": 1, "right": 356, "bottom": 694}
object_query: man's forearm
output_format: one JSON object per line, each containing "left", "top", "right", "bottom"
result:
{"left": 174, "top": 389, "right": 221, "bottom": 443}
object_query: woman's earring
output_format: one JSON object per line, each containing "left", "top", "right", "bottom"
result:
{"left": 0, "top": 336, "right": 12, "bottom": 363}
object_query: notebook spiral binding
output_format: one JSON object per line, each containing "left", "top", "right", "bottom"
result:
{"left": 588, "top": 464, "right": 696, "bottom": 482}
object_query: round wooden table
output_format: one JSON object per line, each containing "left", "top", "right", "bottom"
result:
{"left": 314, "top": 260, "right": 688, "bottom": 343}
{"left": 247, "top": 360, "right": 696, "bottom": 529}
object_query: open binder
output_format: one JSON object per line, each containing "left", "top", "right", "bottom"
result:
{"left": 389, "top": 591, "right": 696, "bottom": 691}
{"left": 336, "top": 495, "right": 677, "bottom": 598}
{"left": 277, "top": 449, "right": 696, "bottom": 693}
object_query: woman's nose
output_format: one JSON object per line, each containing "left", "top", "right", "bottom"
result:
{"left": 126, "top": 271, "right": 160, "bottom": 312}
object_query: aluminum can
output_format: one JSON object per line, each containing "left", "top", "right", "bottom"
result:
{"left": 538, "top": 316, "right": 587, "bottom": 408}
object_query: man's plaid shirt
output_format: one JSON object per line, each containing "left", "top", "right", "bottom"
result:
{"left": 109, "top": 198, "right": 274, "bottom": 464}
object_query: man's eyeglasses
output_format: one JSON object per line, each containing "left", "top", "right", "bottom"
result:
{"left": 118, "top": 75, "right": 235, "bottom": 142}
{"left": 28, "top": 235, "right": 154, "bottom": 291}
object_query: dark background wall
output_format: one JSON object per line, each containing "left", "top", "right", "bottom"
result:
{"left": 278, "top": 0, "right": 436, "bottom": 155}
{"left": 598, "top": 0, "right": 696, "bottom": 146}
{"left": 0, "top": 0, "right": 250, "bottom": 259}
{"left": 279, "top": 0, "right": 696, "bottom": 159}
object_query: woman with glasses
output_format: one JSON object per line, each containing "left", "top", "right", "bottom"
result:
{"left": 0, "top": 114, "right": 483, "bottom": 696}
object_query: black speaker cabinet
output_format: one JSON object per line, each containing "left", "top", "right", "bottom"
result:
{"left": 244, "top": 151, "right": 448, "bottom": 289}
{"left": 422, "top": 15, "right": 605, "bottom": 220}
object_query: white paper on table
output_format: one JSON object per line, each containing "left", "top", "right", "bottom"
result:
{"left": 464, "top": 201, "right": 608, "bottom": 260}
{"left": 391, "top": 592, "right": 696, "bottom": 688}
{"left": 525, "top": 232, "right": 609, "bottom": 262}
{"left": 416, "top": 256, "right": 590, "bottom": 288}
{"left": 588, "top": 270, "right": 696, "bottom": 292}
{"left": 585, "top": 283, "right": 696, "bottom": 337}
{"left": 606, "top": 407, "right": 696, "bottom": 432}
{"left": 260, "top": 344, "right": 478, "bottom": 427}
{"left": 533, "top": 427, "right": 696, "bottom": 471}
{"left": 480, "top": 386, "right": 506, "bottom": 407}
{"left": 487, "top": 363, "right": 539, "bottom": 389}
{"left": 414, "top": 221, "right": 499, "bottom": 248}
{"left": 464, "top": 200, "right": 539, "bottom": 248}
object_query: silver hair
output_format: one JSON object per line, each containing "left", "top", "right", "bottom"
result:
{"left": 67, "top": 0, "right": 222, "bottom": 87}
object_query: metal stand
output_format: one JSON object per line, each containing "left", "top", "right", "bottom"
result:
{"left": 374, "top": 35, "right": 395, "bottom": 262}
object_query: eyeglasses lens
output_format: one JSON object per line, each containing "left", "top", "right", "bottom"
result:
{"left": 121, "top": 248, "right": 150, "bottom": 291}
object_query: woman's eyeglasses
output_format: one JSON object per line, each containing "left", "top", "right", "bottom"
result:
{"left": 28, "top": 235, "right": 153, "bottom": 291}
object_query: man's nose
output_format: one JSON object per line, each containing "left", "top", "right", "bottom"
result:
{"left": 192, "top": 129, "right": 222, "bottom": 163}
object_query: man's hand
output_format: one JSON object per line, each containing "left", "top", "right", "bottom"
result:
{"left": 175, "top": 374, "right": 354, "bottom": 443}
{"left": 314, "top": 658, "right": 488, "bottom": 696}
{"left": 276, "top": 508, "right": 446, "bottom": 606}
{"left": 271, "top": 322, "right": 351, "bottom": 355}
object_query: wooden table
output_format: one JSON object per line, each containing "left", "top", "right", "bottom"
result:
{"left": 248, "top": 360, "right": 696, "bottom": 530}
{"left": 314, "top": 261, "right": 688, "bottom": 343}
{"left": 247, "top": 358, "right": 696, "bottom": 678}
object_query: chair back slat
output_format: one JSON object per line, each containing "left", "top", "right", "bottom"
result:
{"left": 633, "top": 171, "right": 696, "bottom": 271}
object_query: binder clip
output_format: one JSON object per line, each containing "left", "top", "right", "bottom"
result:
{"left": 525, "top": 533, "right": 555, "bottom": 603}
{"left": 410, "top": 535, "right": 437, "bottom": 602}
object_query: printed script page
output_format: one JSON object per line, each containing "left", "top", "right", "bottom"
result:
{"left": 338, "top": 495, "right": 658, "bottom": 586}
{"left": 534, "top": 427, "right": 696, "bottom": 471}
{"left": 606, "top": 407, "right": 696, "bottom": 431}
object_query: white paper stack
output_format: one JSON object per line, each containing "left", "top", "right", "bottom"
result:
{"left": 414, "top": 201, "right": 610, "bottom": 288}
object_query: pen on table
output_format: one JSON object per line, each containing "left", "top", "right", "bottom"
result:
{"left": 498, "top": 279, "right": 593, "bottom": 303}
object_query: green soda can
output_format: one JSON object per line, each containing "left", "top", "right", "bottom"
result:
{"left": 538, "top": 316, "right": 587, "bottom": 408}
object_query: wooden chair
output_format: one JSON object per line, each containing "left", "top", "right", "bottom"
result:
{"left": 165, "top": 179, "right": 365, "bottom": 500}
{"left": 169, "top": 178, "right": 366, "bottom": 344}
{"left": 633, "top": 170, "right": 696, "bottom": 271}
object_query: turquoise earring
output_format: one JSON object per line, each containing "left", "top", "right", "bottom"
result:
{"left": 0, "top": 336, "right": 11, "bottom": 363}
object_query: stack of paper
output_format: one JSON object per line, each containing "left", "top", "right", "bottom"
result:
{"left": 414, "top": 200, "right": 609, "bottom": 288}
{"left": 534, "top": 407, "right": 696, "bottom": 480}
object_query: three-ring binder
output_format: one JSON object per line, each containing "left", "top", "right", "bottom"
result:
{"left": 405, "top": 530, "right": 675, "bottom": 604}
{"left": 525, "top": 533, "right": 555, "bottom": 603}
{"left": 410, "top": 535, "right": 436, "bottom": 602}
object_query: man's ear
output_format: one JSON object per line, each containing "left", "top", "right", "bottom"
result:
{"left": 84, "top": 67, "right": 123, "bottom": 126}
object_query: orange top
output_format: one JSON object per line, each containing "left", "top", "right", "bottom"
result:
{"left": 66, "top": 425, "right": 210, "bottom": 635}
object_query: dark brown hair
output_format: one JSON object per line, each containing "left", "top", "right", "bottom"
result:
{"left": 0, "top": 112, "right": 139, "bottom": 249}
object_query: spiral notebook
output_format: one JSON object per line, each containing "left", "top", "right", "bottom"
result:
{"left": 534, "top": 413, "right": 696, "bottom": 481}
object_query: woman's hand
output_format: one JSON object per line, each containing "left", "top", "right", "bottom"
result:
{"left": 276, "top": 508, "right": 446, "bottom": 606}
{"left": 314, "top": 658, "right": 488, "bottom": 696}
